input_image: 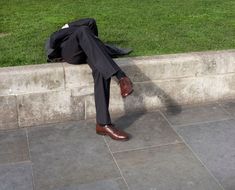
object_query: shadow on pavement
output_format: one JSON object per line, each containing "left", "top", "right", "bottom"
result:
{"left": 113, "top": 62, "right": 182, "bottom": 131}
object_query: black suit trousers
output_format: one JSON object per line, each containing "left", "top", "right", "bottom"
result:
{"left": 60, "top": 19, "right": 121, "bottom": 124}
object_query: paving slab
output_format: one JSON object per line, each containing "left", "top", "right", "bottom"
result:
{"left": 104, "top": 111, "right": 182, "bottom": 153}
{"left": 0, "top": 103, "right": 234, "bottom": 190}
{"left": 162, "top": 103, "right": 230, "bottom": 126}
{"left": 219, "top": 99, "right": 235, "bottom": 118}
{"left": 113, "top": 143, "right": 222, "bottom": 190}
{"left": 27, "top": 121, "right": 122, "bottom": 190}
{"left": 57, "top": 177, "right": 127, "bottom": 190}
{"left": 175, "top": 119, "right": 235, "bottom": 190}
{"left": 0, "top": 128, "right": 29, "bottom": 164}
{"left": 0, "top": 162, "right": 34, "bottom": 190}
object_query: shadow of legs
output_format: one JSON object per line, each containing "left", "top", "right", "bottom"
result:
{"left": 113, "top": 64, "right": 182, "bottom": 129}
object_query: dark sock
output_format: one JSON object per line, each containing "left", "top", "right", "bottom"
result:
{"left": 115, "top": 70, "right": 126, "bottom": 80}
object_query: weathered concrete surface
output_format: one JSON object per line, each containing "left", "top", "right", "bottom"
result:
{"left": 0, "top": 95, "right": 18, "bottom": 129}
{"left": 0, "top": 63, "right": 64, "bottom": 96}
{"left": 60, "top": 50, "right": 235, "bottom": 86}
{"left": 62, "top": 62, "right": 93, "bottom": 88}
{"left": 114, "top": 50, "right": 235, "bottom": 82}
{"left": 0, "top": 50, "right": 235, "bottom": 129}
{"left": 85, "top": 73, "right": 235, "bottom": 119}
{"left": 17, "top": 90, "right": 85, "bottom": 127}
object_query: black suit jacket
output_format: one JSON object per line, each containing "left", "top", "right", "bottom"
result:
{"left": 45, "top": 19, "right": 132, "bottom": 62}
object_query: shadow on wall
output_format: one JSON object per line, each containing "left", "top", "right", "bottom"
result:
{"left": 112, "top": 61, "right": 182, "bottom": 131}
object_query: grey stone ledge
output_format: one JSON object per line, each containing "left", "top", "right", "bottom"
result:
{"left": 0, "top": 50, "right": 235, "bottom": 130}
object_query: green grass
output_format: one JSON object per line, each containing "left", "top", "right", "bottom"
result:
{"left": 1, "top": 0, "right": 235, "bottom": 67}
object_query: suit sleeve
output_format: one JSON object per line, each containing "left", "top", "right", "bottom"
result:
{"left": 49, "top": 29, "right": 70, "bottom": 49}
{"left": 68, "top": 18, "right": 98, "bottom": 36}
{"left": 49, "top": 18, "right": 98, "bottom": 49}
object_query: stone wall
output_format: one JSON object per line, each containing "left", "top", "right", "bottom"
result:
{"left": 1, "top": 50, "right": 235, "bottom": 130}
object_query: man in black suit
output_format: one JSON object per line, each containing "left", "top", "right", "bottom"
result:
{"left": 46, "top": 18, "right": 133, "bottom": 141}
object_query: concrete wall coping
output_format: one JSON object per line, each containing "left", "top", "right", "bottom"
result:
{"left": 1, "top": 49, "right": 235, "bottom": 96}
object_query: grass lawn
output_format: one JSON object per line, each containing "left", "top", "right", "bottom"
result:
{"left": 0, "top": 0, "right": 235, "bottom": 67}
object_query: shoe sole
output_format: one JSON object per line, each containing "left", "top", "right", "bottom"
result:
{"left": 96, "top": 131, "right": 129, "bottom": 141}
{"left": 122, "top": 89, "right": 134, "bottom": 98}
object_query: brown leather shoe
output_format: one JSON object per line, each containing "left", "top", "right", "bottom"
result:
{"left": 119, "top": 77, "right": 133, "bottom": 98}
{"left": 96, "top": 124, "right": 129, "bottom": 141}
